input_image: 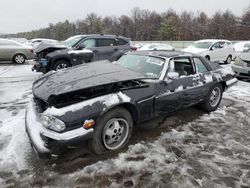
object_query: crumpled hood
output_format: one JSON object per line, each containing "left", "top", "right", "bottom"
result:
{"left": 34, "top": 43, "right": 67, "bottom": 53}
{"left": 33, "top": 61, "right": 145, "bottom": 101}
{"left": 182, "top": 47, "right": 207, "bottom": 54}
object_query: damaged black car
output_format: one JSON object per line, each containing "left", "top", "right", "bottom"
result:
{"left": 26, "top": 51, "right": 237, "bottom": 159}
{"left": 33, "top": 34, "right": 132, "bottom": 73}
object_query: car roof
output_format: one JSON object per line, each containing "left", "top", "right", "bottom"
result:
{"left": 196, "top": 39, "right": 231, "bottom": 43}
{"left": 72, "top": 34, "right": 130, "bottom": 40}
{"left": 128, "top": 50, "right": 195, "bottom": 58}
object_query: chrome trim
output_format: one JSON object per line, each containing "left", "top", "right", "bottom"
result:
{"left": 138, "top": 95, "right": 155, "bottom": 104}
{"left": 159, "top": 58, "right": 170, "bottom": 80}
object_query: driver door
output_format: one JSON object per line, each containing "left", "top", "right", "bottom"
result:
{"left": 154, "top": 57, "right": 199, "bottom": 116}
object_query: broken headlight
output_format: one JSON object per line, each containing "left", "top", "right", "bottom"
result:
{"left": 41, "top": 114, "right": 66, "bottom": 132}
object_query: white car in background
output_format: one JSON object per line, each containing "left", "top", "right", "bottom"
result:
{"left": 138, "top": 43, "right": 174, "bottom": 51}
{"left": 31, "top": 38, "right": 58, "bottom": 49}
{"left": 234, "top": 41, "right": 250, "bottom": 57}
{"left": 232, "top": 49, "right": 250, "bottom": 79}
{"left": 182, "top": 39, "right": 235, "bottom": 64}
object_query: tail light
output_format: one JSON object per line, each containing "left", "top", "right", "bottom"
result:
{"left": 131, "top": 47, "right": 137, "bottom": 51}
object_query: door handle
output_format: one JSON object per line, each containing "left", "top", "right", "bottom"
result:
{"left": 114, "top": 48, "right": 119, "bottom": 51}
{"left": 93, "top": 50, "right": 98, "bottom": 53}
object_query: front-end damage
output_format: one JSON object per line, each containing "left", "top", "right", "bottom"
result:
{"left": 25, "top": 99, "right": 94, "bottom": 159}
{"left": 26, "top": 81, "right": 145, "bottom": 158}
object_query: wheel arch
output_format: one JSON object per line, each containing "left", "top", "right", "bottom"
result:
{"left": 101, "top": 102, "right": 139, "bottom": 126}
{"left": 205, "top": 55, "right": 210, "bottom": 60}
{"left": 50, "top": 57, "right": 72, "bottom": 69}
{"left": 220, "top": 81, "right": 227, "bottom": 91}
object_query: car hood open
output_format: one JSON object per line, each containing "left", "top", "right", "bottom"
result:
{"left": 34, "top": 43, "right": 67, "bottom": 53}
{"left": 33, "top": 61, "right": 145, "bottom": 101}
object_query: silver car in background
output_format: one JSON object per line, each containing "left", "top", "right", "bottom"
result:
{"left": 232, "top": 49, "right": 250, "bottom": 79}
{"left": 0, "top": 39, "right": 35, "bottom": 64}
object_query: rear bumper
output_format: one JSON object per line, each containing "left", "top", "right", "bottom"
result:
{"left": 25, "top": 100, "right": 94, "bottom": 159}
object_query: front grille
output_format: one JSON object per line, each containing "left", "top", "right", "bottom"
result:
{"left": 34, "top": 97, "right": 48, "bottom": 113}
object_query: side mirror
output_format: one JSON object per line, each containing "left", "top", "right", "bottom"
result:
{"left": 76, "top": 44, "right": 85, "bottom": 50}
{"left": 210, "top": 46, "right": 215, "bottom": 51}
{"left": 167, "top": 72, "right": 179, "bottom": 80}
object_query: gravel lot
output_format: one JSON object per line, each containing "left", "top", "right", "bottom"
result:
{"left": 0, "top": 61, "right": 249, "bottom": 187}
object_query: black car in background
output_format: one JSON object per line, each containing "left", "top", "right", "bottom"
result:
{"left": 26, "top": 51, "right": 237, "bottom": 159}
{"left": 33, "top": 34, "right": 132, "bottom": 73}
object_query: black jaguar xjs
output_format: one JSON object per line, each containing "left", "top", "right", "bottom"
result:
{"left": 25, "top": 51, "right": 237, "bottom": 158}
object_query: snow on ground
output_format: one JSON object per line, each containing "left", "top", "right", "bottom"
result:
{"left": 0, "top": 63, "right": 250, "bottom": 187}
{"left": 61, "top": 81, "right": 250, "bottom": 188}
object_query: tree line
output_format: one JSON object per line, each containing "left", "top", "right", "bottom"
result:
{"left": 3, "top": 6, "right": 250, "bottom": 41}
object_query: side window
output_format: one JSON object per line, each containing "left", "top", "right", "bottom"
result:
{"left": 96, "top": 38, "right": 117, "bottom": 47}
{"left": 193, "top": 58, "right": 208, "bottom": 73}
{"left": 167, "top": 57, "right": 195, "bottom": 77}
{"left": 212, "top": 42, "right": 220, "bottom": 49}
{"left": 219, "top": 42, "right": 225, "bottom": 48}
{"left": 82, "top": 39, "right": 96, "bottom": 48}
{"left": 117, "top": 38, "right": 128, "bottom": 45}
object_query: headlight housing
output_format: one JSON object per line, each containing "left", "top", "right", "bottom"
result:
{"left": 41, "top": 114, "right": 66, "bottom": 132}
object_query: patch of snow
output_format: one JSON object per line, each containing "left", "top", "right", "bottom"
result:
{"left": 68, "top": 49, "right": 93, "bottom": 54}
{"left": 204, "top": 74, "right": 213, "bottom": 83}
{"left": 60, "top": 81, "right": 250, "bottom": 187}
{"left": 44, "top": 91, "right": 131, "bottom": 116}
{"left": 175, "top": 85, "right": 183, "bottom": 92}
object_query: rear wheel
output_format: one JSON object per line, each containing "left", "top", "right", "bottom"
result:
{"left": 205, "top": 55, "right": 210, "bottom": 61}
{"left": 53, "top": 60, "right": 71, "bottom": 71}
{"left": 13, "top": 54, "right": 26, "bottom": 64}
{"left": 202, "top": 84, "right": 223, "bottom": 112}
{"left": 89, "top": 107, "right": 133, "bottom": 154}
{"left": 225, "top": 55, "right": 232, "bottom": 64}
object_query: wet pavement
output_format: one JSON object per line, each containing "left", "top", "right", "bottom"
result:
{"left": 0, "top": 62, "right": 249, "bottom": 187}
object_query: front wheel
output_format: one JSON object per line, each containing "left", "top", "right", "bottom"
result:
{"left": 13, "top": 54, "right": 26, "bottom": 64}
{"left": 53, "top": 60, "right": 71, "bottom": 71}
{"left": 202, "top": 84, "right": 223, "bottom": 112}
{"left": 89, "top": 107, "right": 133, "bottom": 154}
{"left": 225, "top": 55, "right": 232, "bottom": 64}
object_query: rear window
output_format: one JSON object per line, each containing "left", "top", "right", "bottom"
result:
{"left": 0, "top": 40, "right": 20, "bottom": 46}
{"left": 193, "top": 58, "right": 208, "bottom": 73}
{"left": 96, "top": 38, "right": 117, "bottom": 47}
{"left": 117, "top": 38, "right": 128, "bottom": 45}
{"left": 201, "top": 57, "right": 221, "bottom": 70}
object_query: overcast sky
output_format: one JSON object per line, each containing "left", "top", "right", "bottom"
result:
{"left": 1, "top": 0, "right": 249, "bottom": 34}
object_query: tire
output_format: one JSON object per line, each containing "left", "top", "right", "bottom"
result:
{"left": 53, "top": 60, "right": 71, "bottom": 71}
{"left": 205, "top": 55, "right": 210, "bottom": 61}
{"left": 89, "top": 107, "right": 133, "bottom": 154}
{"left": 224, "top": 55, "right": 232, "bottom": 64}
{"left": 13, "top": 54, "right": 26, "bottom": 64}
{"left": 202, "top": 84, "right": 223, "bottom": 112}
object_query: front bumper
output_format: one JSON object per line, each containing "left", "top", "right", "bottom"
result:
{"left": 32, "top": 58, "right": 49, "bottom": 73}
{"left": 25, "top": 100, "right": 94, "bottom": 159}
{"left": 231, "top": 64, "right": 250, "bottom": 79}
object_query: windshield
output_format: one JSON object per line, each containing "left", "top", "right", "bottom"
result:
{"left": 244, "top": 43, "right": 250, "bottom": 48}
{"left": 60, "top": 36, "right": 83, "bottom": 47}
{"left": 191, "top": 42, "right": 213, "bottom": 49}
{"left": 116, "top": 54, "right": 165, "bottom": 79}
